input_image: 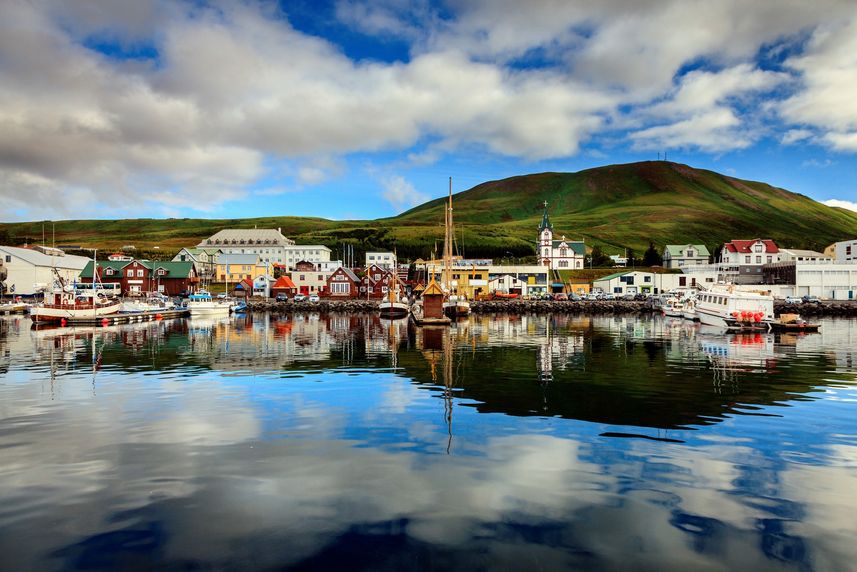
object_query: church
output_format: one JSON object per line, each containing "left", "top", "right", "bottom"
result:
{"left": 538, "top": 202, "right": 586, "bottom": 269}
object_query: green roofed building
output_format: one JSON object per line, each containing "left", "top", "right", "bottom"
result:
{"left": 662, "top": 244, "right": 710, "bottom": 269}
{"left": 80, "top": 259, "right": 198, "bottom": 296}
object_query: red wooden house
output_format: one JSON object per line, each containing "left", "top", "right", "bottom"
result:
{"left": 326, "top": 267, "right": 361, "bottom": 298}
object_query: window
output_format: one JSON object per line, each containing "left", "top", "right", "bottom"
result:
{"left": 105, "top": 268, "right": 113, "bottom": 276}
{"left": 5, "top": 255, "right": 10, "bottom": 262}
{"left": 158, "top": 268, "right": 166, "bottom": 276}
{"left": 679, "top": 276, "right": 687, "bottom": 286}
{"left": 745, "top": 256, "right": 751, "bottom": 264}
{"left": 756, "top": 256, "right": 762, "bottom": 264}
{"left": 767, "top": 256, "right": 772, "bottom": 264}
{"left": 559, "top": 261, "right": 568, "bottom": 268}
{"left": 644, "top": 276, "right": 651, "bottom": 282}
{"left": 543, "top": 248, "right": 549, "bottom": 256}
{"left": 127, "top": 269, "right": 134, "bottom": 277}
{"left": 686, "top": 250, "right": 694, "bottom": 257}
{"left": 318, "top": 275, "right": 323, "bottom": 281}
{"left": 847, "top": 246, "right": 852, "bottom": 255}
{"left": 755, "top": 244, "right": 763, "bottom": 252}
{"left": 560, "top": 248, "right": 567, "bottom": 256}
{"left": 299, "top": 275, "right": 305, "bottom": 281}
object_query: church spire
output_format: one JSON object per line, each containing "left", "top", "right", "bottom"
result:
{"left": 539, "top": 200, "right": 553, "bottom": 232}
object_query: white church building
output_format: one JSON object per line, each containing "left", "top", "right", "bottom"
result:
{"left": 538, "top": 202, "right": 586, "bottom": 270}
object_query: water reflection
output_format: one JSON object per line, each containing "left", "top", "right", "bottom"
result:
{"left": 1, "top": 313, "right": 856, "bottom": 570}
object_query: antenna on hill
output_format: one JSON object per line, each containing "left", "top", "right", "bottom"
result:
{"left": 657, "top": 152, "right": 661, "bottom": 161}
{"left": 664, "top": 150, "right": 667, "bottom": 162}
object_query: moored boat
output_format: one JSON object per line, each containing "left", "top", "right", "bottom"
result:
{"left": 661, "top": 297, "right": 684, "bottom": 318}
{"left": 186, "top": 291, "right": 231, "bottom": 317}
{"left": 30, "top": 289, "right": 121, "bottom": 323}
{"left": 379, "top": 275, "right": 409, "bottom": 318}
{"left": 697, "top": 286, "right": 775, "bottom": 330}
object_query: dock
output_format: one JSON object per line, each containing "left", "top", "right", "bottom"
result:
{"left": 0, "top": 304, "right": 29, "bottom": 316}
{"left": 54, "top": 308, "right": 189, "bottom": 326}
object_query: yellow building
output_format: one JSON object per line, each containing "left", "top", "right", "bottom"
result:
{"left": 424, "top": 260, "right": 551, "bottom": 298}
{"left": 214, "top": 254, "right": 268, "bottom": 283}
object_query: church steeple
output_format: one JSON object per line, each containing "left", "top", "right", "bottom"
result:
{"left": 539, "top": 201, "right": 553, "bottom": 232}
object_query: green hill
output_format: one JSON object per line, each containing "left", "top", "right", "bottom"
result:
{"left": 2, "top": 161, "right": 856, "bottom": 260}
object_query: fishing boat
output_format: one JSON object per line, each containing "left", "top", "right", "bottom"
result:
{"left": 696, "top": 286, "right": 775, "bottom": 330}
{"left": 120, "top": 293, "right": 174, "bottom": 313}
{"left": 441, "top": 177, "right": 471, "bottom": 318}
{"left": 379, "top": 274, "right": 409, "bottom": 318}
{"left": 681, "top": 296, "right": 699, "bottom": 322}
{"left": 30, "top": 255, "right": 121, "bottom": 323}
{"left": 661, "top": 296, "right": 684, "bottom": 318}
{"left": 186, "top": 290, "right": 231, "bottom": 317}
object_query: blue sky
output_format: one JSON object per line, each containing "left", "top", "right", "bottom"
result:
{"left": 2, "top": 0, "right": 857, "bottom": 221}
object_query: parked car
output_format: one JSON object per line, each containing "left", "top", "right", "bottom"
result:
{"left": 217, "top": 293, "right": 228, "bottom": 300}
{"left": 584, "top": 293, "right": 600, "bottom": 301}
{"left": 784, "top": 295, "right": 802, "bottom": 304}
{"left": 802, "top": 295, "right": 821, "bottom": 304}
{"left": 622, "top": 293, "right": 636, "bottom": 301}
{"left": 293, "top": 293, "right": 307, "bottom": 302}
{"left": 308, "top": 293, "right": 320, "bottom": 303}
{"left": 275, "top": 293, "right": 288, "bottom": 302}
{"left": 602, "top": 293, "right": 616, "bottom": 300}
{"left": 634, "top": 293, "right": 648, "bottom": 301}
{"left": 553, "top": 293, "right": 568, "bottom": 301}
{"left": 569, "top": 294, "right": 581, "bottom": 301}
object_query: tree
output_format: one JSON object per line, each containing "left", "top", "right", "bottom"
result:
{"left": 589, "top": 246, "right": 611, "bottom": 267}
{"left": 642, "top": 242, "right": 662, "bottom": 267}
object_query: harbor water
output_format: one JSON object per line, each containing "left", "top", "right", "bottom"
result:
{"left": 1, "top": 313, "right": 856, "bottom": 571}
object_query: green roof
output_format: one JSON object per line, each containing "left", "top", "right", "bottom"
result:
{"left": 664, "top": 244, "right": 710, "bottom": 257}
{"left": 80, "top": 260, "right": 194, "bottom": 279}
{"left": 551, "top": 240, "right": 586, "bottom": 255}
{"left": 594, "top": 271, "right": 631, "bottom": 282}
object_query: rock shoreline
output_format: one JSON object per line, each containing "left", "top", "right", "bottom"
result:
{"left": 246, "top": 299, "right": 857, "bottom": 317}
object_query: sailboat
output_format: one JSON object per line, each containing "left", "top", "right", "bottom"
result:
{"left": 30, "top": 252, "right": 121, "bottom": 323}
{"left": 378, "top": 273, "right": 409, "bottom": 318}
{"left": 441, "top": 177, "right": 471, "bottom": 318}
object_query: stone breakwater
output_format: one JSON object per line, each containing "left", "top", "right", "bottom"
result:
{"left": 245, "top": 299, "right": 857, "bottom": 317}
{"left": 773, "top": 301, "right": 857, "bottom": 317}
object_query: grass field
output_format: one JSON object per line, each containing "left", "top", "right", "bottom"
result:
{"left": 3, "top": 161, "right": 856, "bottom": 261}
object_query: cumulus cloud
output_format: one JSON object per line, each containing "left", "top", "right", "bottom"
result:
{"left": 1, "top": 0, "right": 857, "bottom": 220}
{"left": 823, "top": 199, "right": 857, "bottom": 213}
{"left": 380, "top": 175, "right": 428, "bottom": 211}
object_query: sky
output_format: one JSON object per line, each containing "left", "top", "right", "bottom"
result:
{"left": 1, "top": 0, "right": 857, "bottom": 222}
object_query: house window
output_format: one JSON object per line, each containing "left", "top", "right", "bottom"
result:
{"left": 679, "top": 277, "right": 687, "bottom": 286}
{"left": 846, "top": 246, "right": 852, "bottom": 255}
{"left": 559, "top": 261, "right": 568, "bottom": 268}
{"left": 560, "top": 248, "right": 567, "bottom": 256}
{"left": 543, "top": 248, "right": 549, "bottom": 256}
{"left": 686, "top": 250, "right": 694, "bottom": 257}
{"left": 137, "top": 269, "right": 144, "bottom": 277}
{"left": 744, "top": 256, "right": 751, "bottom": 264}
{"left": 755, "top": 244, "right": 763, "bottom": 252}
{"left": 5, "top": 255, "right": 10, "bottom": 262}
{"left": 127, "top": 269, "right": 134, "bottom": 277}
{"left": 105, "top": 268, "right": 113, "bottom": 276}
{"left": 644, "top": 276, "right": 651, "bottom": 282}
{"left": 299, "top": 275, "right": 305, "bottom": 281}
{"left": 158, "top": 269, "right": 166, "bottom": 276}
{"left": 756, "top": 256, "right": 762, "bottom": 264}
{"left": 767, "top": 256, "right": 772, "bottom": 264}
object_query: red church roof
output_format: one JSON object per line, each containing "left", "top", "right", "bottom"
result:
{"left": 272, "top": 276, "right": 296, "bottom": 289}
{"left": 724, "top": 239, "right": 779, "bottom": 253}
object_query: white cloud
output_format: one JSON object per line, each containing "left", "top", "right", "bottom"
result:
{"left": 782, "top": 129, "right": 814, "bottom": 145}
{"left": 2, "top": 0, "right": 857, "bottom": 219}
{"left": 380, "top": 175, "right": 428, "bottom": 211}
{"left": 823, "top": 199, "right": 857, "bottom": 213}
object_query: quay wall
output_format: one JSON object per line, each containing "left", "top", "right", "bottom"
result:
{"left": 246, "top": 299, "right": 857, "bottom": 317}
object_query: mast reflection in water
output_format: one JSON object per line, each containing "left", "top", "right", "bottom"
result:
{"left": 1, "top": 313, "right": 856, "bottom": 570}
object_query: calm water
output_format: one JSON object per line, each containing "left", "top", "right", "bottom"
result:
{"left": 1, "top": 313, "right": 856, "bottom": 571}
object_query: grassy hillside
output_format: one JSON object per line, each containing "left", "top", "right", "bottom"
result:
{"left": 2, "top": 161, "right": 856, "bottom": 260}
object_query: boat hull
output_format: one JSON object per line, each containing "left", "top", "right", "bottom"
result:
{"left": 379, "top": 302, "right": 409, "bottom": 318}
{"left": 30, "top": 301, "right": 121, "bottom": 323}
{"left": 188, "top": 305, "right": 231, "bottom": 317}
{"left": 443, "top": 301, "right": 471, "bottom": 317}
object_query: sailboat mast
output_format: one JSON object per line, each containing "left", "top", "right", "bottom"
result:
{"left": 443, "top": 177, "right": 452, "bottom": 291}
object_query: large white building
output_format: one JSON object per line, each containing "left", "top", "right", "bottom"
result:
{"left": 365, "top": 252, "right": 396, "bottom": 269}
{"left": 0, "top": 245, "right": 90, "bottom": 296}
{"left": 197, "top": 228, "right": 331, "bottom": 269}
{"left": 538, "top": 203, "right": 586, "bottom": 270}
{"left": 594, "top": 271, "right": 687, "bottom": 296}
{"left": 825, "top": 239, "right": 857, "bottom": 263}
{"left": 720, "top": 239, "right": 782, "bottom": 284}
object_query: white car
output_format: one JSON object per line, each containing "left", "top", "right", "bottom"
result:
{"left": 308, "top": 293, "right": 320, "bottom": 303}
{"left": 784, "top": 296, "right": 802, "bottom": 304}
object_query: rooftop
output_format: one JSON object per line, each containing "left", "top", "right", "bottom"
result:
{"left": 200, "top": 228, "right": 294, "bottom": 247}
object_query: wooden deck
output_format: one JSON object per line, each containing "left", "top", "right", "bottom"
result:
{"left": 57, "top": 308, "right": 189, "bottom": 326}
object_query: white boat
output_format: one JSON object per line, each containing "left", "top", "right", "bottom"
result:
{"left": 681, "top": 296, "right": 699, "bottom": 321}
{"left": 186, "top": 291, "right": 231, "bottom": 317}
{"left": 696, "top": 286, "right": 775, "bottom": 330}
{"left": 120, "top": 293, "right": 174, "bottom": 313}
{"left": 661, "top": 297, "right": 684, "bottom": 318}
{"left": 0, "top": 300, "right": 29, "bottom": 314}
{"left": 30, "top": 289, "right": 121, "bottom": 323}
{"left": 379, "top": 275, "right": 409, "bottom": 318}
{"left": 440, "top": 177, "right": 471, "bottom": 318}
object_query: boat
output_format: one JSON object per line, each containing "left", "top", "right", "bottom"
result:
{"left": 440, "top": 177, "right": 471, "bottom": 318}
{"left": 696, "top": 286, "right": 775, "bottom": 330}
{"left": 661, "top": 297, "right": 684, "bottom": 318}
{"left": 379, "top": 274, "right": 409, "bottom": 318}
{"left": 30, "top": 254, "right": 121, "bottom": 323}
{"left": 681, "top": 295, "right": 699, "bottom": 322}
{"left": 120, "top": 293, "right": 174, "bottom": 313}
{"left": 30, "top": 288, "right": 121, "bottom": 323}
{"left": 0, "top": 300, "right": 29, "bottom": 315}
{"left": 186, "top": 290, "right": 231, "bottom": 317}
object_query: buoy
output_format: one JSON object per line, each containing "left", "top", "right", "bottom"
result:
{"left": 101, "top": 318, "right": 109, "bottom": 326}
{"left": 60, "top": 318, "right": 67, "bottom": 327}
{"left": 155, "top": 313, "right": 163, "bottom": 320}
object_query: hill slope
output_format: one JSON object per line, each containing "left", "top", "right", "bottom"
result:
{"left": 2, "top": 161, "right": 856, "bottom": 259}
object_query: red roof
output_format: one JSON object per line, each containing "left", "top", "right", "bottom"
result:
{"left": 272, "top": 276, "right": 296, "bottom": 289}
{"left": 724, "top": 239, "right": 779, "bottom": 253}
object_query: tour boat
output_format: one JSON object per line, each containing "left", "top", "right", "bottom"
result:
{"left": 379, "top": 275, "right": 409, "bottom": 318}
{"left": 186, "top": 291, "right": 231, "bottom": 317}
{"left": 696, "top": 286, "right": 775, "bottom": 330}
{"left": 661, "top": 297, "right": 684, "bottom": 318}
{"left": 30, "top": 288, "right": 121, "bottom": 323}
{"left": 440, "top": 177, "right": 471, "bottom": 318}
